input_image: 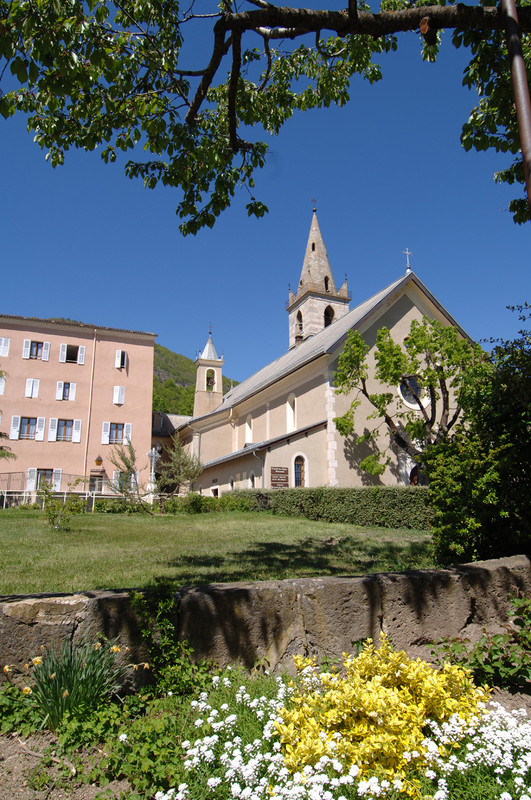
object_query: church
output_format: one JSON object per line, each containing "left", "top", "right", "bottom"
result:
{"left": 173, "top": 211, "right": 469, "bottom": 496}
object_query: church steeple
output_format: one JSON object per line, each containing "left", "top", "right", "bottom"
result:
{"left": 193, "top": 329, "right": 224, "bottom": 418}
{"left": 287, "top": 210, "right": 350, "bottom": 348}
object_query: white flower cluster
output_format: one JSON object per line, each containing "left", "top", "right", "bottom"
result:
{"left": 156, "top": 675, "right": 531, "bottom": 800}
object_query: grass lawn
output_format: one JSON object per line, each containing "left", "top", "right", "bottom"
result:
{"left": 0, "top": 508, "right": 433, "bottom": 596}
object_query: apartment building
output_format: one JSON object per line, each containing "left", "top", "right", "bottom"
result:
{"left": 0, "top": 315, "right": 156, "bottom": 494}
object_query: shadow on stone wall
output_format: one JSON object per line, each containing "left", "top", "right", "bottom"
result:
{"left": 1, "top": 555, "right": 530, "bottom": 681}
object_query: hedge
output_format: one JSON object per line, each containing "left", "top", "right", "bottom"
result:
{"left": 219, "top": 486, "right": 433, "bottom": 529}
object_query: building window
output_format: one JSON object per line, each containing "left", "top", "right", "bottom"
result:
{"left": 110, "top": 423, "right": 124, "bottom": 444}
{"left": 206, "top": 369, "right": 215, "bottom": 392}
{"left": 296, "top": 311, "right": 303, "bottom": 335}
{"left": 25, "top": 378, "right": 40, "bottom": 398}
{"left": 294, "top": 455, "right": 305, "bottom": 487}
{"left": 59, "top": 343, "right": 85, "bottom": 364}
{"left": 115, "top": 349, "right": 128, "bottom": 369}
{"left": 89, "top": 475, "right": 103, "bottom": 492}
{"left": 56, "top": 381, "right": 76, "bottom": 401}
{"left": 211, "top": 487, "right": 219, "bottom": 498}
{"left": 324, "top": 306, "right": 334, "bottom": 327}
{"left": 115, "top": 471, "right": 134, "bottom": 491}
{"left": 102, "top": 421, "right": 131, "bottom": 445}
{"left": 229, "top": 477, "right": 235, "bottom": 491}
{"left": 57, "top": 419, "right": 73, "bottom": 442}
{"left": 324, "top": 276, "right": 330, "bottom": 292}
{"left": 249, "top": 472, "right": 255, "bottom": 489}
{"left": 0, "top": 376, "right": 5, "bottom": 395}
{"left": 0, "top": 337, "right": 10, "bottom": 357}
{"left": 113, "top": 385, "right": 125, "bottom": 405}
{"left": 37, "top": 468, "right": 54, "bottom": 489}
{"left": 22, "top": 340, "right": 50, "bottom": 360}
{"left": 20, "top": 417, "right": 37, "bottom": 440}
{"left": 398, "top": 375, "right": 428, "bottom": 410}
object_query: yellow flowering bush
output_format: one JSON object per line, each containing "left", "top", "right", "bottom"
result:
{"left": 275, "top": 634, "right": 489, "bottom": 787}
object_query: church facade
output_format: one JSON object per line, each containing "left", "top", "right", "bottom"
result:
{"left": 178, "top": 212, "right": 468, "bottom": 496}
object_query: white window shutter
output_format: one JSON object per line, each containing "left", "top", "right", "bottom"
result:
{"left": 48, "top": 418, "right": 58, "bottom": 442}
{"left": 0, "top": 337, "right": 10, "bottom": 357}
{"left": 35, "top": 417, "right": 46, "bottom": 441}
{"left": 115, "top": 349, "right": 122, "bottom": 368}
{"left": 42, "top": 342, "right": 50, "bottom": 362}
{"left": 78, "top": 346, "right": 85, "bottom": 365}
{"left": 0, "top": 376, "right": 5, "bottom": 395}
{"left": 22, "top": 339, "right": 30, "bottom": 359}
{"left": 56, "top": 381, "right": 64, "bottom": 400}
{"left": 59, "top": 343, "right": 67, "bottom": 363}
{"left": 72, "top": 419, "right": 82, "bottom": 443}
{"left": 52, "top": 469, "right": 62, "bottom": 491}
{"left": 102, "top": 421, "right": 110, "bottom": 445}
{"left": 112, "top": 471, "right": 120, "bottom": 490}
{"left": 25, "top": 378, "right": 33, "bottom": 397}
{"left": 10, "top": 416, "right": 20, "bottom": 440}
{"left": 113, "top": 385, "right": 120, "bottom": 404}
{"left": 33, "top": 379, "right": 39, "bottom": 398}
{"left": 70, "top": 382, "right": 76, "bottom": 401}
{"left": 26, "top": 468, "right": 37, "bottom": 491}
{"left": 118, "top": 386, "right": 125, "bottom": 405}
{"left": 124, "top": 423, "right": 132, "bottom": 445}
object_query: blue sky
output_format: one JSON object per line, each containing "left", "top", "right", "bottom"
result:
{"left": 1, "top": 21, "right": 529, "bottom": 383}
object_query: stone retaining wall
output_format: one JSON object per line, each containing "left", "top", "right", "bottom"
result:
{"left": 1, "top": 555, "right": 530, "bottom": 678}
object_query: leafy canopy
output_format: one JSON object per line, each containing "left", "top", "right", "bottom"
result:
{"left": 1, "top": 0, "right": 530, "bottom": 233}
{"left": 333, "top": 316, "right": 484, "bottom": 474}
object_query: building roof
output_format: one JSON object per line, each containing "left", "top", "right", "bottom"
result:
{"left": 198, "top": 331, "right": 221, "bottom": 362}
{"left": 185, "top": 270, "right": 471, "bottom": 426}
{"left": 0, "top": 313, "right": 157, "bottom": 339}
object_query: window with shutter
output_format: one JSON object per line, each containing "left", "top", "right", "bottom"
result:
{"left": 56, "top": 382, "right": 64, "bottom": 400}
{"left": 35, "top": 417, "right": 46, "bottom": 441}
{"left": 25, "top": 378, "right": 39, "bottom": 398}
{"left": 72, "top": 419, "right": 82, "bottom": 443}
{"left": 113, "top": 386, "right": 125, "bottom": 405}
{"left": 48, "top": 418, "right": 58, "bottom": 442}
{"left": 102, "top": 421, "right": 110, "bottom": 445}
{"left": 42, "top": 342, "right": 50, "bottom": 361}
{"left": 0, "top": 337, "right": 10, "bottom": 357}
{"left": 10, "top": 416, "right": 21, "bottom": 440}
{"left": 115, "top": 349, "right": 128, "bottom": 369}
{"left": 52, "top": 469, "right": 62, "bottom": 491}
{"left": 20, "top": 417, "right": 37, "bottom": 439}
{"left": 59, "top": 344, "right": 67, "bottom": 363}
{"left": 26, "top": 468, "right": 37, "bottom": 491}
{"left": 124, "top": 423, "right": 132, "bottom": 445}
{"left": 0, "top": 376, "right": 5, "bottom": 395}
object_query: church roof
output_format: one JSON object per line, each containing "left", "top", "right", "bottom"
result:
{"left": 299, "top": 210, "right": 337, "bottom": 293}
{"left": 183, "top": 270, "right": 471, "bottom": 427}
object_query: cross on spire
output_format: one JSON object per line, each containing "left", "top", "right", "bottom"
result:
{"left": 403, "top": 248, "right": 412, "bottom": 272}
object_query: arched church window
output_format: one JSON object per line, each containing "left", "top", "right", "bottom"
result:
{"left": 294, "top": 455, "right": 305, "bottom": 487}
{"left": 287, "top": 394, "right": 296, "bottom": 432}
{"left": 324, "top": 306, "right": 334, "bottom": 327}
{"left": 324, "top": 276, "right": 330, "bottom": 292}
{"left": 206, "top": 369, "right": 215, "bottom": 392}
{"left": 296, "top": 311, "right": 303, "bottom": 334}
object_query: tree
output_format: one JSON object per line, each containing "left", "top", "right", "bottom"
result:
{"left": 333, "top": 316, "right": 484, "bottom": 475}
{"left": 426, "top": 305, "right": 531, "bottom": 563}
{"left": 156, "top": 435, "right": 202, "bottom": 496}
{"left": 108, "top": 442, "right": 154, "bottom": 513}
{"left": 0, "top": 0, "right": 530, "bottom": 234}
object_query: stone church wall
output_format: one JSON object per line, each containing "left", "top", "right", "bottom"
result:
{"left": 1, "top": 555, "right": 529, "bottom": 681}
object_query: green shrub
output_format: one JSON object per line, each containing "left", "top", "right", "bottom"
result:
{"left": 93, "top": 497, "right": 142, "bottom": 513}
{"left": 222, "top": 486, "right": 433, "bottom": 529}
{"left": 431, "top": 593, "right": 531, "bottom": 691}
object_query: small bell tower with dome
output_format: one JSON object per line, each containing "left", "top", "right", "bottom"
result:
{"left": 287, "top": 210, "right": 351, "bottom": 348}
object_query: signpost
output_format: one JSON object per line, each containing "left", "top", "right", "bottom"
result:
{"left": 270, "top": 466, "right": 289, "bottom": 488}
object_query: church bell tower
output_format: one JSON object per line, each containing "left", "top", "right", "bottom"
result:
{"left": 287, "top": 210, "right": 350, "bottom": 348}
{"left": 193, "top": 330, "right": 224, "bottom": 418}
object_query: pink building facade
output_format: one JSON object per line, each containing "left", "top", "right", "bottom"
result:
{"left": 0, "top": 315, "right": 155, "bottom": 495}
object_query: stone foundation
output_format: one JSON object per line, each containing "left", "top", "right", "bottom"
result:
{"left": 1, "top": 555, "right": 530, "bottom": 678}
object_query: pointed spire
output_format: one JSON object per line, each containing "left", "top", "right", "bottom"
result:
{"left": 297, "top": 210, "right": 338, "bottom": 294}
{"left": 199, "top": 329, "right": 220, "bottom": 361}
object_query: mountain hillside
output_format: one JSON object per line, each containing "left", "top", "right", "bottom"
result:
{"left": 153, "top": 343, "right": 237, "bottom": 415}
